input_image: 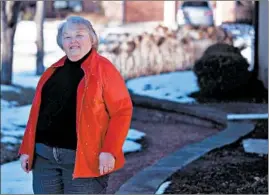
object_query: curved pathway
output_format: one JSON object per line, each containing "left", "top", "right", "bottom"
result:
{"left": 106, "top": 99, "right": 266, "bottom": 193}
{"left": 115, "top": 121, "right": 255, "bottom": 194}
{"left": 106, "top": 106, "right": 220, "bottom": 194}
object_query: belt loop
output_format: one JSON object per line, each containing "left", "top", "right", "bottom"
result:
{"left": 52, "top": 147, "right": 60, "bottom": 162}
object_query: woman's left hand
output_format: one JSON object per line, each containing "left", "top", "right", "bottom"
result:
{"left": 99, "top": 152, "right": 115, "bottom": 175}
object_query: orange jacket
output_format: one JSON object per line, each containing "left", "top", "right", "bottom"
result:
{"left": 19, "top": 49, "right": 133, "bottom": 178}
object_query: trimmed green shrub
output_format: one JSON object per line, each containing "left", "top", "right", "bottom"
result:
{"left": 194, "top": 44, "right": 252, "bottom": 98}
{"left": 203, "top": 43, "right": 242, "bottom": 56}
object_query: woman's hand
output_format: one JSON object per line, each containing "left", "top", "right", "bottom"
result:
{"left": 99, "top": 152, "right": 115, "bottom": 175}
{"left": 20, "top": 154, "right": 30, "bottom": 173}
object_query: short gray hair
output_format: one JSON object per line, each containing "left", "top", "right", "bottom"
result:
{"left": 56, "top": 16, "right": 99, "bottom": 50}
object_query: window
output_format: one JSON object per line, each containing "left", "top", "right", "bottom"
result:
{"left": 54, "top": 0, "right": 83, "bottom": 12}
{"left": 182, "top": 1, "right": 209, "bottom": 7}
{"left": 236, "top": 1, "right": 244, "bottom": 6}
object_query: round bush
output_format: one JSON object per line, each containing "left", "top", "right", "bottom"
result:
{"left": 203, "top": 43, "right": 242, "bottom": 56}
{"left": 194, "top": 51, "right": 252, "bottom": 98}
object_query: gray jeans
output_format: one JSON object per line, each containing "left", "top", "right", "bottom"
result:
{"left": 33, "top": 143, "right": 109, "bottom": 194}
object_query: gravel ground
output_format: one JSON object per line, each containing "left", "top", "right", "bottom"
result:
{"left": 164, "top": 120, "right": 268, "bottom": 194}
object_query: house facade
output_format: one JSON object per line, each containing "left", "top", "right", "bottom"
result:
{"left": 45, "top": 1, "right": 239, "bottom": 24}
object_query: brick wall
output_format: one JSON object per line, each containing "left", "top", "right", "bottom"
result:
{"left": 125, "top": 1, "right": 164, "bottom": 23}
{"left": 45, "top": 0, "right": 102, "bottom": 18}
{"left": 82, "top": 1, "right": 100, "bottom": 13}
{"left": 45, "top": 1, "right": 55, "bottom": 18}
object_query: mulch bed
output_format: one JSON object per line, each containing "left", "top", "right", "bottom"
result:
{"left": 164, "top": 120, "right": 268, "bottom": 194}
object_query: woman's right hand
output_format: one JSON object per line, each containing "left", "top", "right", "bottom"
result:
{"left": 20, "top": 154, "right": 29, "bottom": 173}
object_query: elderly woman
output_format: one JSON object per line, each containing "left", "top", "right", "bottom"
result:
{"left": 19, "top": 16, "right": 133, "bottom": 194}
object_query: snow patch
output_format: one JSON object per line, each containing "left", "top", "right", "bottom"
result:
{"left": 1, "top": 136, "right": 22, "bottom": 144}
{"left": 127, "top": 129, "right": 146, "bottom": 141}
{"left": 127, "top": 71, "right": 199, "bottom": 104}
{"left": 1, "top": 85, "right": 21, "bottom": 93}
{"left": 123, "top": 140, "right": 142, "bottom": 153}
{"left": 227, "top": 114, "right": 268, "bottom": 120}
{"left": 155, "top": 181, "right": 172, "bottom": 194}
{"left": 243, "top": 138, "right": 268, "bottom": 155}
{"left": 1, "top": 160, "right": 33, "bottom": 194}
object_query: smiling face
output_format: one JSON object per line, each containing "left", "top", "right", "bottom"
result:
{"left": 62, "top": 23, "right": 92, "bottom": 62}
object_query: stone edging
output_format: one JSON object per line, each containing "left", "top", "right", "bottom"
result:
{"left": 115, "top": 121, "right": 255, "bottom": 194}
{"left": 130, "top": 93, "right": 228, "bottom": 129}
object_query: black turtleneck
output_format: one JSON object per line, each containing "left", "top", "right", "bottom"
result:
{"left": 35, "top": 50, "right": 91, "bottom": 150}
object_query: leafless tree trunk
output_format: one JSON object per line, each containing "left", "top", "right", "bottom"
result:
{"left": 35, "top": 1, "right": 45, "bottom": 75}
{"left": 1, "top": 1, "right": 21, "bottom": 85}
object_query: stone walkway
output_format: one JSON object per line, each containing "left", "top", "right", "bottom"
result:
{"left": 115, "top": 121, "right": 255, "bottom": 194}
{"left": 204, "top": 102, "right": 268, "bottom": 114}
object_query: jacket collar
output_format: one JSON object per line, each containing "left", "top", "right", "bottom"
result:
{"left": 51, "top": 49, "right": 98, "bottom": 74}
